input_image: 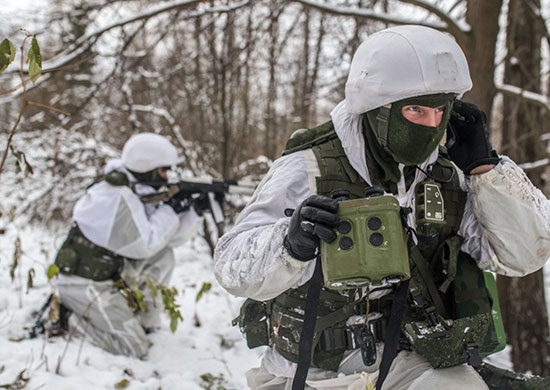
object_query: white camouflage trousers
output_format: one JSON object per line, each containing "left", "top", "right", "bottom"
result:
{"left": 247, "top": 346, "right": 489, "bottom": 390}
{"left": 56, "top": 247, "right": 175, "bottom": 358}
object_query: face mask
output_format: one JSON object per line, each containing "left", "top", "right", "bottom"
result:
{"left": 366, "top": 94, "right": 455, "bottom": 166}
{"left": 130, "top": 168, "right": 168, "bottom": 189}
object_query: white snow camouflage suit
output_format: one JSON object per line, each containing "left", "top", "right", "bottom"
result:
{"left": 55, "top": 159, "right": 200, "bottom": 358}
{"left": 214, "top": 25, "right": 550, "bottom": 390}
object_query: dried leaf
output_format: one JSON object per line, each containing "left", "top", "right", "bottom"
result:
{"left": 10, "top": 145, "right": 34, "bottom": 177}
{"left": 26, "top": 268, "right": 35, "bottom": 293}
{"left": 0, "top": 369, "right": 30, "bottom": 389}
{"left": 10, "top": 237, "right": 21, "bottom": 282}
{"left": 49, "top": 295, "right": 60, "bottom": 324}
{"left": 114, "top": 379, "right": 130, "bottom": 389}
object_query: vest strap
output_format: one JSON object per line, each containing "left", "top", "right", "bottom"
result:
{"left": 410, "top": 246, "right": 449, "bottom": 319}
{"left": 376, "top": 279, "right": 410, "bottom": 390}
{"left": 292, "top": 256, "right": 324, "bottom": 390}
{"left": 437, "top": 236, "right": 463, "bottom": 294}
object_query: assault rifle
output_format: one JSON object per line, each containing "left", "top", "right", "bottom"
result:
{"left": 140, "top": 178, "right": 256, "bottom": 223}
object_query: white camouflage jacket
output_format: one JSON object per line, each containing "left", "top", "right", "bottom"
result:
{"left": 213, "top": 102, "right": 550, "bottom": 378}
{"left": 60, "top": 159, "right": 200, "bottom": 284}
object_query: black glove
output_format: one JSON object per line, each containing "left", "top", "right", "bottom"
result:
{"left": 165, "top": 196, "right": 190, "bottom": 214}
{"left": 192, "top": 193, "right": 211, "bottom": 216}
{"left": 283, "top": 195, "right": 339, "bottom": 262}
{"left": 446, "top": 100, "right": 500, "bottom": 174}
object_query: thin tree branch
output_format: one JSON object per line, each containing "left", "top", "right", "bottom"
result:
{"left": 52, "top": 0, "right": 250, "bottom": 70}
{"left": 448, "top": 0, "right": 464, "bottom": 15}
{"left": 28, "top": 101, "right": 70, "bottom": 116}
{"left": 0, "top": 34, "right": 32, "bottom": 180}
{"left": 496, "top": 82, "right": 550, "bottom": 112}
{"left": 295, "top": 0, "right": 448, "bottom": 31}
{"left": 293, "top": 0, "right": 447, "bottom": 30}
{"left": 521, "top": 0, "right": 550, "bottom": 47}
{"left": 0, "top": 0, "right": 250, "bottom": 104}
{"left": 398, "top": 0, "right": 470, "bottom": 40}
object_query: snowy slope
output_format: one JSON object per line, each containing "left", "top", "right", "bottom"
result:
{"left": 0, "top": 224, "right": 263, "bottom": 390}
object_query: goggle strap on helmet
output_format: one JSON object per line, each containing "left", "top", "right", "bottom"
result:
{"left": 375, "top": 104, "right": 392, "bottom": 147}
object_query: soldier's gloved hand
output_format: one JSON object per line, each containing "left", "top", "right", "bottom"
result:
{"left": 446, "top": 100, "right": 500, "bottom": 174}
{"left": 192, "top": 193, "right": 211, "bottom": 215}
{"left": 283, "top": 195, "right": 339, "bottom": 262}
{"left": 165, "top": 196, "right": 189, "bottom": 214}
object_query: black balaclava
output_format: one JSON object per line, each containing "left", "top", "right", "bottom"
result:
{"left": 365, "top": 93, "right": 455, "bottom": 167}
{"left": 129, "top": 168, "right": 168, "bottom": 190}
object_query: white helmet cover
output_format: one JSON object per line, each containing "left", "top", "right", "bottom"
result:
{"left": 121, "top": 132, "right": 178, "bottom": 173}
{"left": 345, "top": 25, "right": 472, "bottom": 114}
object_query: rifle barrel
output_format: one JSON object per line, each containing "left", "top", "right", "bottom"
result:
{"left": 139, "top": 179, "right": 257, "bottom": 203}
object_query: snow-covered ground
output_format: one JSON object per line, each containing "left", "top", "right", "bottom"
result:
{"left": 0, "top": 224, "right": 263, "bottom": 390}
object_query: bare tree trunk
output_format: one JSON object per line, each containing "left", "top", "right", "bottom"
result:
{"left": 463, "top": 0, "right": 503, "bottom": 119}
{"left": 238, "top": 5, "right": 254, "bottom": 165}
{"left": 496, "top": 0, "right": 550, "bottom": 376}
{"left": 264, "top": 3, "right": 280, "bottom": 160}
{"left": 306, "top": 14, "right": 325, "bottom": 127}
{"left": 221, "top": 11, "right": 236, "bottom": 179}
{"left": 194, "top": 16, "right": 206, "bottom": 140}
{"left": 299, "top": 7, "right": 311, "bottom": 128}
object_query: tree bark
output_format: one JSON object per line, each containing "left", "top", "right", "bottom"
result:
{"left": 462, "top": 0, "right": 503, "bottom": 119}
{"left": 496, "top": 0, "right": 550, "bottom": 376}
{"left": 264, "top": 2, "right": 280, "bottom": 160}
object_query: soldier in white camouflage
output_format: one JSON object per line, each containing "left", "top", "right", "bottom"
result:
{"left": 52, "top": 133, "right": 200, "bottom": 358}
{"left": 214, "top": 25, "right": 550, "bottom": 390}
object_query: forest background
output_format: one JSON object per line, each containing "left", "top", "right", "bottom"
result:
{"left": 1, "top": 0, "right": 550, "bottom": 387}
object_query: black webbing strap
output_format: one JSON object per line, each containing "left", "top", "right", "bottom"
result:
{"left": 292, "top": 256, "right": 324, "bottom": 390}
{"left": 375, "top": 279, "right": 410, "bottom": 390}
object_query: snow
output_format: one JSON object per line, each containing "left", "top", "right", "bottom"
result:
{"left": 0, "top": 224, "right": 263, "bottom": 389}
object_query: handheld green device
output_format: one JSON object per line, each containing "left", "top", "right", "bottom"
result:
{"left": 320, "top": 189, "right": 410, "bottom": 290}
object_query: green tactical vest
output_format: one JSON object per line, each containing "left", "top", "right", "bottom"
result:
{"left": 55, "top": 224, "right": 126, "bottom": 281}
{"left": 235, "top": 121, "right": 505, "bottom": 372}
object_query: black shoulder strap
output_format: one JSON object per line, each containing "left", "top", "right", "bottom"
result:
{"left": 376, "top": 279, "right": 410, "bottom": 390}
{"left": 292, "top": 256, "right": 324, "bottom": 390}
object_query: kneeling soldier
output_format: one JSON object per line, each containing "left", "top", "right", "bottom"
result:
{"left": 52, "top": 133, "right": 200, "bottom": 358}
